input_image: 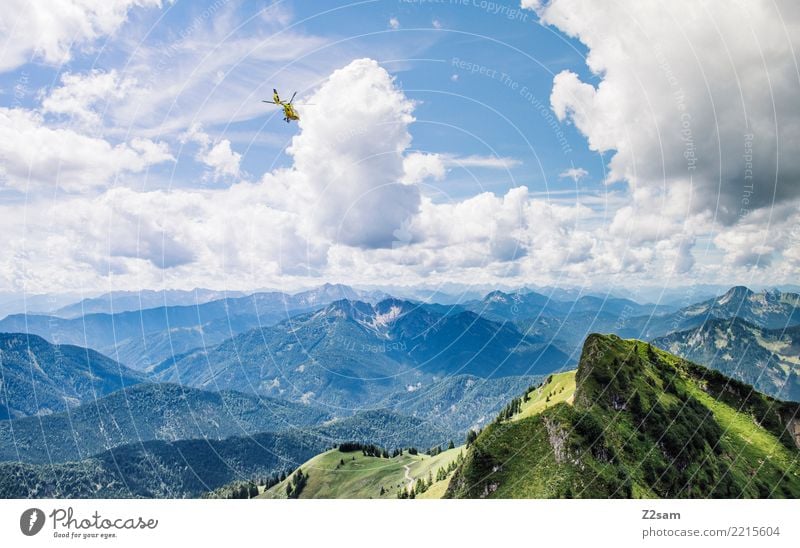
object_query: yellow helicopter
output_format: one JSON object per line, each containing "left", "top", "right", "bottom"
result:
{"left": 262, "top": 89, "right": 305, "bottom": 123}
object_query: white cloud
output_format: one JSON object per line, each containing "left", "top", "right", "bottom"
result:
{"left": 403, "top": 153, "right": 446, "bottom": 184}
{"left": 42, "top": 70, "right": 136, "bottom": 129}
{"left": 0, "top": 107, "right": 173, "bottom": 191}
{"left": 0, "top": 0, "right": 163, "bottom": 72}
{"left": 389, "top": 17, "right": 400, "bottom": 29}
{"left": 204, "top": 140, "right": 241, "bottom": 179}
{"left": 443, "top": 154, "right": 521, "bottom": 170}
{"left": 283, "top": 58, "right": 420, "bottom": 249}
{"left": 182, "top": 124, "right": 241, "bottom": 180}
{"left": 559, "top": 167, "right": 588, "bottom": 182}
{"left": 517, "top": 0, "right": 800, "bottom": 282}
{"left": 432, "top": 19, "right": 443, "bottom": 29}
{"left": 710, "top": 205, "right": 800, "bottom": 269}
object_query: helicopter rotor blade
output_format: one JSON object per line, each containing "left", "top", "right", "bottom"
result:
{"left": 288, "top": 91, "right": 298, "bottom": 104}
{"left": 262, "top": 100, "right": 278, "bottom": 104}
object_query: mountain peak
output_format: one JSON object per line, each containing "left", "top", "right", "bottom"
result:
{"left": 321, "top": 299, "right": 372, "bottom": 319}
{"left": 448, "top": 333, "right": 800, "bottom": 499}
{"left": 718, "top": 285, "right": 754, "bottom": 303}
{"left": 294, "top": 284, "right": 360, "bottom": 306}
{"left": 484, "top": 290, "right": 512, "bottom": 303}
{"left": 320, "top": 298, "right": 417, "bottom": 329}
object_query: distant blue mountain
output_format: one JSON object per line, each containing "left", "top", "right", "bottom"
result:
{"left": 53, "top": 288, "right": 248, "bottom": 318}
{"left": 0, "top": 284, "right": 381, "bottom": 370}
{"left": 465, "top": 289, "right": 675, "bottom": 323}
{"left": 623, "top": 286, "right": 800, "bottom": 340}
{"left": 155, "top": 298, "right": 573, "bottom": 408}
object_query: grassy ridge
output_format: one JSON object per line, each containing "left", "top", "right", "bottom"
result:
{"left": 446, "top": 334, "right": 800, "bottom": 499}
{"left": 513, "top": 371, "right": 576, "bottom": 421}
{"left": 260, "top": 447, "right": 463, "bottom": 499}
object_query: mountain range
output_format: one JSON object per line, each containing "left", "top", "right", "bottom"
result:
{"left": 0, "top": 284, "right": 383, "bottom": 370}
{"left": 653, "top": 317, "right": 800, "bottom": 401}
{"left": 52, "top": 288, "right": 249, "bottom": 318}
{"left": 1, "top": 283, "right": 799, "bottom": 499}
{"left": 627, "top": 286, "right": 800, "bottom": 339}
{"left": 0, "top": 333, "right": 142, "bottom": 418}
{"left": 154, "top": 298, "right": 571, "bottom": 407}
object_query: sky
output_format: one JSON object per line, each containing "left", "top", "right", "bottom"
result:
{"left": 0, "top": 0, "right": 798, "bottom": 298}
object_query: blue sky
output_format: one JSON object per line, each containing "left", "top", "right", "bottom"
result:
{"left": 0, "top": 0, "right": 798, "bottom": 295}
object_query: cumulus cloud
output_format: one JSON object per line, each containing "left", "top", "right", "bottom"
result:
{"left": 528, "top": 0, "right": 800, "bottom": 225}
{"left": 0, "top": 59, "right": 424, "bottom": 289}
{"left": 0, "top": 0, "right": 163, "bottom": 72}
{"left": 42, "top": 70, "right": 136, "bottom": 129}
{"left": 0, "top": 57, "right": 611, "bottom": 291}
{"left": 710, "top": 205, "right": 799, "bottom": 269}
{"left": 389, "top": 17, "right": 400, "bottom": 30}
{"left": 403, "top": 153, "right": 446, "bottom": 184}
{"left": 182, "top": 124, "right": 241, "bottom": 180}
{"left": 0, "top": 107, "right": 173, "bottom": 191}
{"left": 203, "top": 141, "right": 241, "bottom": 179}
{"left": 283, "top": 58, "right": 421, "bottom": 249}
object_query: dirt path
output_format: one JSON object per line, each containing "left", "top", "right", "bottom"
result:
{"left": 403, "top": 464, "right": 414, "bottom": 492}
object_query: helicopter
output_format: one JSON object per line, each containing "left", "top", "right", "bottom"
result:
{"left": 262, "top": 89, "right": 305, "bottom": 123}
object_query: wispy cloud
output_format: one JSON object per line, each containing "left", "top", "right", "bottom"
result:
{"left": 443, "top": 154, "right": 522, "bottom": 170}
{"left": 558, "top": 167, "right": 588, "bottom": 182}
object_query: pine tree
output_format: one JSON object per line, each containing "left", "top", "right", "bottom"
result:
{"left": 448, "top": 440, "right": 455, "bottom": 450}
